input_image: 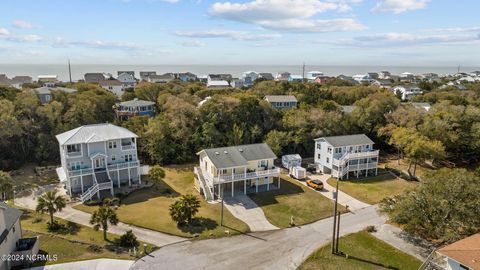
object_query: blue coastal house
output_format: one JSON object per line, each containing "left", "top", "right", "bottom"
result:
{"left": 288, "top": 75, "right": 303, "bottom": 82}
{"left": 114, "top": 98, "right": 155, "bottom": 120}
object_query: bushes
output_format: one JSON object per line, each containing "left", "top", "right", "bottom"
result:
{"left": 119, "top": 230, "right": 139, "bottom": 248}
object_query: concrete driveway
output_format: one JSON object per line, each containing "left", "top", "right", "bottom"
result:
{"left": 131, "top": 205, "right": 386, "bottom": 270}
{"left": 28, "top": 259, "right": 133, "bottom": 270}
{"left": 223, "top": 194, "right": 279, "bottom": 232}
{"left": 303, "top": 174, "right": 371, "bottom": 211}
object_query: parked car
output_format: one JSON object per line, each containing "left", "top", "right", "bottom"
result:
{"left": 306, "top": 164, "right": 317, "bottom": 174}
{"left": 306, "top": 179, "right": 323, "bottom": 190}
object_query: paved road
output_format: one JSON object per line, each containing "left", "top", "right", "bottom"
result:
{"left": 306, "top": 174, "right": 371, "bottom": 211}
{"left": 132, "top": 205, "right": 386, "bottom": 270}
{"left": 15, "top": 185, "right": 185, "bottom": 247}
{"left": 223, "top": 194, "right": 279, "bottom": 232}
{"left": 28, "top": 259, "right": 133, "bottom": 270}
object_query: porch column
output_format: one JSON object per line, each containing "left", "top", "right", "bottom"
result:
{"left": 267, "top": 177, "right": 270, "bottom": 191}
{"left": 366, "top": 157, "right": 369, "bottom": 177}
{"left": 256, "top": 178, "right": 259, "bottom": 193}
{"left": 128, "top": 168, "right": 131, "bottom": 186}
{"left": 80, "top": 175, "right": 84, "bottom": 194}
{"left": 278, "top": 177, "right": 280, "bottom": 189}
{"left": 231, "top": 181, "right": 234, "bottom": 197}
{"left": 110, "top": 187, "right": 114, "bottom": 196}
{"left": 244, "top": 180, "right": 246, "bottom": 195}
{"left": 375, "top": 167, "right": 378, "bottom": 176}
{"left": 138, "top": 168, "right": 141, "bottom": 184}
{"left": 117, "top": 170, "right": 120, "bottom": 188}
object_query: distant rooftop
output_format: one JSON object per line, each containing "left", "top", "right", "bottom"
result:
{"left": 118, "top": 98, "right": 155, "bottom": 107}
{"left": 264, "top": 95, "right": 297, "bottom": 103}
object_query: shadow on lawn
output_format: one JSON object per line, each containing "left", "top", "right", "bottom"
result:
{"left": 120, "top": 180, "right": 180, "bottom": 205}
{"left": 336, "top": 253, "right": 399, "bottom": 270}
{"left": 177, "top": 217, "right": 218, "bottom": 234}
{"left": 248, "top": 178, "right": 304, "bottom": 206}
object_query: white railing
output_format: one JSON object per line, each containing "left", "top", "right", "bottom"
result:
{"left": 68, "top": 167, "right": 93, "bottom": 177}
{"left": 194, "top": 167, "right": 214, "bottom": 201}
{"left": 332, "top": 150, "right": 379, "bottom": 167}
{"left": 66, "top": 151, "right": 82, "bottom": 157}
{"left": 107, "top": 160, "right": 140, "bottom": 171}
{"left": 202, "top": 167, "right": 280, "bottom": 184}
{"left": 80, "top": 184, "right": 99, "bottom": 202}
{"left": 121, "top": 144, "right": 136, "bottom": 151}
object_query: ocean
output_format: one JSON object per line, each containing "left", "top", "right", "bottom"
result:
{"left": 1, "top": 64, "right": 479, "bottom": 82}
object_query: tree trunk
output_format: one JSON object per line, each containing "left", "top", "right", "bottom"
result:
{"left": 413, "top": 162, "right": 417, "bottom": 177}
{"left": 50, "top": 211, "right": 54, "bottom": 225}
{"left": 103, "top": 225, "right": 108, "bottom": 240}
{"left": 407, "top": 160, "right": 413, "bottom": 176}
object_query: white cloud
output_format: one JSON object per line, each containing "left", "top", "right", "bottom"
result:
{"left": 319, "top": 31, "right": 480, "bottom": 47}
{"left": 372, "top": 0, "right": 429, "bottom": 14}
{"left": 11, "top": 34, "right": 43, "bottom": 42}
{"left": 181, "top": 40, "right": 206, "bottom": 47}
{"left": 175, "top": 30, "right": 282, "bottom": 40}
{"left": 209, "top": 0, "right": 365, "bottom": 32}
{"left": 53, "top": 37, "right": 141, "bottom": 50}
{"left": 0, "top": 28, "right": 10, "bottom": 36}
{"left": 12, "top": 20, "right": 36, "bottom": 29}
{"left": 423, "top": 26, "right": 480, "bottom": 33}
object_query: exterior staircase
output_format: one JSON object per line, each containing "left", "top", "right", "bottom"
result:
{"left": 194, "top": 167, "right": 214, "bottom": 202}
{"left": 80, "top": 170, "right": 113, "bottom": 203}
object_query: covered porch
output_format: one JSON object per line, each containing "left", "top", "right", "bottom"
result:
{"left": 211, "top": 176, "right": 281, "bottom": 199}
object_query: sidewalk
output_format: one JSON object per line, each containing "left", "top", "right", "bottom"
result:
{"left": 304, "top": 174, "right": 371, "bottom": 211}
{"left": 223, "top": 194, "right": 279, "bottom": 232}
{"left": 15, "top": 185, "right": 185, "bottom": 247}
{"left": 28, "top": 258, "right": 134, "bottom": 270}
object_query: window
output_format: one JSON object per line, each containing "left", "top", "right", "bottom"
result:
{"left": 221, "top": 169, "right": 227, "bottom": 174}
{"left": 125, "top": 154, "right": 133, "bottom": 162}
{"left": 112, "top": 155, "right": 116, "bottom": 161}
{"left": 317, "top": 154, "right": 321, "bottom": 159}
{"left": 317, "top": 143, "right": 321, "bottom": 150}
{"left": 327, "top": 147, "right": 332, "bottom": 154}
{"left": 335, "top": 148, "right": 341, "bottom": 154}
{"left": 326, "top": 157, "right": 330, "bottom": 163}
{"left": 45, "top": 94, "right": 51, "bottom": 102}
{"left": 66, "top": 144, "right": 80, "bottom": 153}
{"left": 366, "top": 144, "right": 370, "bottom": 149}
{"left": 258, "top": 160, "right": 267, "bottom": 168}
{"left": 109, "top": 141, "right": 117, "bottom": 149}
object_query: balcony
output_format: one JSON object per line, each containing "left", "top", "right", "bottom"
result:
{"left": 201, "top": 166, "right": 280, "bottom": 184}
{"left": 332, "top": 150, "right": 379, "bottom": 166}
{"left": 121, "top": 144, "right": 136, "bottom": 151}
{"left": 66, "top": 151, "right": 82, "bottom": 157}
{"left": 68, "top": 167, "right": 93, "bottom": 177}
{"left": 107, "top": 160, "right": 140, "bottom": 171}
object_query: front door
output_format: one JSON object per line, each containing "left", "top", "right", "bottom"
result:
{"left": 94, "top": 158, "right": 105, "bottom": 169}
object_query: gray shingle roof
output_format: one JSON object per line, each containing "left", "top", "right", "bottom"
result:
{"left": 264, "top": 95, "right": 298, "bottom": 103}
{"left": 200, "top": 143, "right": 277, "bottom": 169}
{"left": 316, "top": 134, "right": 374, "bottom": 147}
{"left": 56, "top": 123, "right": 138, "bottom": 145}
{"left": 34, "top": 86, "right": 77, "bottom": 95}
{"left": 0, "top": 202, "right": 22, "bottom": 230}
{"left": 341, "top": 105, "right": 355, "bottom": 113}
{"left": 118, "top": 99, "right": 155, "bottom": 107}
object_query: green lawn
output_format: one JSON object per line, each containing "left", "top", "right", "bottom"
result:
{"left": 74, "top": 165, "right": 249, "bottom": 238}
{"left": 299, "top": 231, "right": 422, "bottom": 270}
{"left": 327, "top": 171, "right": 417, "bottom": 205}
{"left": 249, "top": 175, "right": 345, "bottom": 228}
{"left": 20, "top": 209, "right": 154, "bottom": 266}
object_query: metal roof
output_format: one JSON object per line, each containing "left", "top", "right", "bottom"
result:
{"left": 56, "top": 123, "right": 138, "bottom": 145}
{"left": 199, "top": 143, "right": 277, "bottom": 169}
{"left": 264, "top": 95, "right": 298, "bottom": 103}
{"left": 0, "top": 202, "right": 22, "bottom": 231}
{"left": 315, "top": 134, "right": 374, "bottom": 147}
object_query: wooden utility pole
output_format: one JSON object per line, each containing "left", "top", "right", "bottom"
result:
{"left": 331, "top": 179, "right": 339, "bottom": 254}
{"left": 68, "top": 59, "right": 72, "bottom": 83}
{"left": 335, "top": 210, "right": 341, "bottom": 253}
{"left": 220, "top": 185, "right": 224, "bottom": 226}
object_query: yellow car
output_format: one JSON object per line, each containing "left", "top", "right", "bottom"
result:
{"left": 306, "top": 179, "right": 323, "bottom": 190}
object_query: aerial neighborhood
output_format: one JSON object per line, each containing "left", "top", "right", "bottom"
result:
{"left": 0, "top": 67, "right": 479, "bottom": 270}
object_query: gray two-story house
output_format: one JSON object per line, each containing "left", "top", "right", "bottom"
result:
{"left": 314, "top": 134, "right": 379, "bottom": 179}
{"left": 56, "top": 123, "right": 141, "bottom": 202}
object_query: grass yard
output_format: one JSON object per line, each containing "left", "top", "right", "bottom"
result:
{"left": 10, "top": 163, "right": 58, "bottom": 190}
{"left": 20, "top": 209, "right": 154, "bottom": 266}
{"left": 74, "top": 165, "right": 249, "bottom": 238}
{"left": 326, "top": 170, "right": 417, "bottom": 205}
{"left": 299, "top": 231, "right": 422, "bottom": 270}
{"left": 249, "top": 175, "right": 345, "bottom": 228}
{"left": 380, "top": 155, "right": 435, "bottom": 181}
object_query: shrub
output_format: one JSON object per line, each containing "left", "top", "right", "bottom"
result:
{"left": 365, "top": 225, "right": 376, "bottom": 233}
{"left": 119, "top": 230, "right": 139, "bottom": 248}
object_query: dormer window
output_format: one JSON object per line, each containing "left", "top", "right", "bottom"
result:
{"left": 66, "top": 144, "right": 80, "bottom": 153}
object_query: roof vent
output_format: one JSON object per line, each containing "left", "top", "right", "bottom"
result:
{"left": 215, "top": 151, "right": 219, "bottom": 155}
{"left": 223, "top": 151, "right": 228, "bottom": 154}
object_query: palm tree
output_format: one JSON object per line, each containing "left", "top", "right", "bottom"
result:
{"left": 169, "top": 194, "right": 200, "bottom": 225}
{"left": 90, "top": 205, "right": 119, "bottom": 240}
{"left": 36, "top": 190, "right": 66, "bottom": 226}
{"left": 0, "top": 171, "right": 14, "bottom": 200}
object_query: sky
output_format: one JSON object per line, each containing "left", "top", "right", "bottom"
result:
{"left": 0, "top": 0, "right": 479, "bottom": 66}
